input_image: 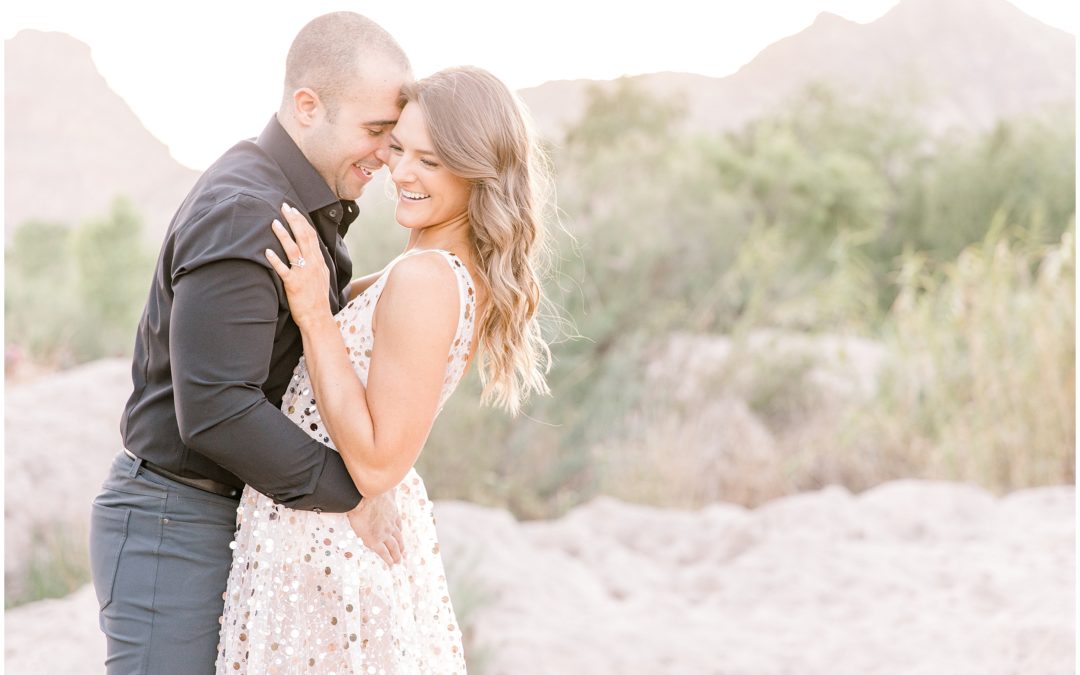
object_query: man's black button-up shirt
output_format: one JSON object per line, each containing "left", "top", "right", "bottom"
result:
{"left": 119, "top": 115, "right": 362, "bottom": 512}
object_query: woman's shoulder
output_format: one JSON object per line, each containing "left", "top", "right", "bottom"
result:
{"left": 372, "top": 251, "right": 466, "bottom": 343}
{"left": 386, "top": 249, "right": 461, "bottom": 288}
{"left": 379, "top": 250, "right": 462, "bottom": 314}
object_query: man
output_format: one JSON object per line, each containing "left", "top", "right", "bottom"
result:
{"left": 89, "top": 13, "right": 412, "bottom": 674}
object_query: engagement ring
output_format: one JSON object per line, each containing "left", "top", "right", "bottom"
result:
{"left": 292, "top": 256, "right": 306, "bottom": 269}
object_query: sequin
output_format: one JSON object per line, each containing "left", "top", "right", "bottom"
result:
{"left": 216, "top": 249, "right": 474, "bottom": 674}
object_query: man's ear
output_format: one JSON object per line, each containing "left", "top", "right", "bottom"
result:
{"left": 291, "top": 87, "right": 322, "bottom": 127}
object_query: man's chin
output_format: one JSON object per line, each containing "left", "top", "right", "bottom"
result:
{"left": 338, "top": 184, "right": 365, "bottom": 202}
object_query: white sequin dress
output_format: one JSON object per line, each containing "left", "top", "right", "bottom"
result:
{"left": 216, "top": 249, "right": 474, "bottom": 674}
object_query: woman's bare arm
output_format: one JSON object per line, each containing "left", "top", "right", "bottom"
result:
{"left": 266, "top": 204, "right": 460, "bottom": 497}
{"left": 298, "top": 255, "right": 458, "bottom": 496}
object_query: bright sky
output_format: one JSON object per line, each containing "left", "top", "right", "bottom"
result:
{"left": 4, "top": 0, "right": 1075, "bottom": 170}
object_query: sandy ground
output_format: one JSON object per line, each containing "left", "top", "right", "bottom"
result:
{"left": 4, "top": 360, "right": 1074, "bottom": 674}
{"left": 438, "top": 483, "right": 1075, "bottom": 674}
{"left": 4, "top": 482, "right": 1074, "bottom": 674}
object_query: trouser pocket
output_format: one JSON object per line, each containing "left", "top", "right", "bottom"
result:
{"left": 89, "top": 503, "right": 131, "bottom": 611}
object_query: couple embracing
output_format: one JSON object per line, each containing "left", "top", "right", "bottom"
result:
{"left": 89, "top": 12, "right": 552, "bottom": 674}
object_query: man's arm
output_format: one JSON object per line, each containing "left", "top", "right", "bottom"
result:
{"left": 170, "top": 256, "right": 361, "bottom": 512}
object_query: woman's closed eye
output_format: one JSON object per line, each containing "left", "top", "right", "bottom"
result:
{"left": 387, "top": 142, "right": 438, "bottom": 169}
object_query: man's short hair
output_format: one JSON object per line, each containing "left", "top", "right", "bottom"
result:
{"left": 284, "top": 12, "right": 410, "bottom": 117}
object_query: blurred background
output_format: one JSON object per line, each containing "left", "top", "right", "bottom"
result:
{"left": 4, "top": 0, "right": 1076, "bottom": 672}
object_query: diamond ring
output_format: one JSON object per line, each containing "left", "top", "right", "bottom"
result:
{"left": 291, "top": 256, "right": 306, "bottom": 269}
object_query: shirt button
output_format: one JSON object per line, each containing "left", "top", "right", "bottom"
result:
{"left": 328, "top": 209, "right": 338, "bottom": 218}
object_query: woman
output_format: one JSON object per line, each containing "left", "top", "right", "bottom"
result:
{"left": 216, "top": 66, "right": 552, "bottom": 673}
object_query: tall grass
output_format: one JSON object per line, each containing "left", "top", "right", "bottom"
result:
{"left": 587, "top": 222, "right": 1074, "bottom": 509}
{"left": 861, "top": 223, "right": 1075, "bottom": 489}
{"left": 5, "top": 522, "right": 90, "bottom": 609}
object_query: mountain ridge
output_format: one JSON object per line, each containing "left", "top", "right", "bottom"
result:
{"left": 518, "top": 0, "right": 1075, "bottom": 140}
{"left": 4, "top": 29, "right": 200, "bottom": 245}
{"left": 5, "top": 0, "right": 1074, "bottom": 244}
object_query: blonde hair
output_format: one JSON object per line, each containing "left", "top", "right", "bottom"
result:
{"left": 401, "top": 66, "right": 553, "bottom": 414}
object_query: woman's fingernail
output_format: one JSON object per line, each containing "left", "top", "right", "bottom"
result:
{"left": 272, "top": 219, "right": 281, "bottom": 228}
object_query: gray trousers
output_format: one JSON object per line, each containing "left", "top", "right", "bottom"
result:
{"left": 89, "top": 451, "right": 239, "bottom": 674}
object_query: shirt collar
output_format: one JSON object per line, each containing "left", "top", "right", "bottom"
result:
{"left": 256, "top": 115, "right": 359, "bottom": 241}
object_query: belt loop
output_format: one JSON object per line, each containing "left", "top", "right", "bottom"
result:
{"left": 127, "top": 454, "right": 144, "bottom": 478}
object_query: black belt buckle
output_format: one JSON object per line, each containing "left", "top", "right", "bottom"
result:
{"left": 124, "top": 449, "right": 241, "bottom": 499}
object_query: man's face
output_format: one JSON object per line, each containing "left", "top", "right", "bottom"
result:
{"left": 301, "top": 64, "right": 407, "bottom": 201}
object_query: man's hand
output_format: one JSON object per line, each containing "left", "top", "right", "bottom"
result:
{"left": 346, "top": 493, "right": 404, "bottom": 566}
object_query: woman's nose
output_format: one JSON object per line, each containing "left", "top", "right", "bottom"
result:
{"left": 391, "top": 160, "right": 413, "bottom": 185}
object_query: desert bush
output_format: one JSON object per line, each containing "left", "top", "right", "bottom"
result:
{"left": 854, "top": 223, "right": 1075, "bottom": 489}
{"left": 6, "top": 197, "right": 152, "bottom": 365}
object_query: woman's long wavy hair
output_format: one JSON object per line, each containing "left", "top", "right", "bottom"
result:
{"left": 401, "top": 66, "right": 554, "bottom": 415}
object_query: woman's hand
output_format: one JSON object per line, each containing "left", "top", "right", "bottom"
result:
{"left": 265, "top": 203, "right": 332, "bottom": 329}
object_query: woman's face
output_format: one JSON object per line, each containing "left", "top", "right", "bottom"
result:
{"left": 387, "top": 103, "right": 471, "bottom": 231}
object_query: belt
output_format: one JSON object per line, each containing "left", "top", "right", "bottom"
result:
{"left": 124, "top": 449, "right": 241, "bottom": 499}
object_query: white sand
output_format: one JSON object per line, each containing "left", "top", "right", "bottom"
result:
{"left": 434, "top": 483, "right": 1075, "bottom": 674}
{"left": 4, "top": 360, "right": 1074, "bottom": 674}
{"left": 5, "top": 483, "right": 1073, "bottom": 674}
